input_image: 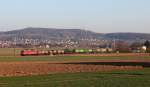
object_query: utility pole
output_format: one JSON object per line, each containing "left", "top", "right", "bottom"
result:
{"left": 14, "top": 37, "right": 16, "bottom": 56}
{"left": 113, "top": 39, "right": 116, "bottom": 52}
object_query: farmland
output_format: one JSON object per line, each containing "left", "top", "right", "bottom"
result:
{"left": 0, "top": 54, "right": 150, "bottom": 61}
{"left": 0, "top": 69, "right": 150, "bottom": 87}
{"left": 0, "top": 48, "right": 150, "bottom": 87}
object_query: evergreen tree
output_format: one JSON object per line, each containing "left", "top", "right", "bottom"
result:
{"left": 144, "top": 40, "right": 150, "bottom": 48}
{"left": 144, "top": 40, "right": 150, "bottom": 53}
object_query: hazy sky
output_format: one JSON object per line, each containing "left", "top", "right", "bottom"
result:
{"left": 0, "top": 0, "right": 150, "bottom": 33}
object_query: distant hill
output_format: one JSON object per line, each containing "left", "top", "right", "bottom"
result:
{"left": 0, "top": 27, "right": 149, "bottom": 41}
{"left": 104, "top": 33, "right": 150, "bottom": 40}
{"left": 0, "top": 28, "right": 103, "bottom": 40}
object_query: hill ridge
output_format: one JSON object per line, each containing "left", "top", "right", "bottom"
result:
{"left": 0, "top": 27, "right": 149, "bottom": 41}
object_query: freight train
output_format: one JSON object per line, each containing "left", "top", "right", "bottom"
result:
{"left": 21, "top": 49, "right": 65, "bottom": 56}
{"left": 20, "top": 48, "right": 113, "bottom": 56}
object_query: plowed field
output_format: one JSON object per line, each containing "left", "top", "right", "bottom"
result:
{"left": 0, "top": 59, "right": 149, "bottom": 77}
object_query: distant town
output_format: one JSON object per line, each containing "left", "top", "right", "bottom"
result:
{"left": 0, "top": 28, "right": 150, "bottom": 53}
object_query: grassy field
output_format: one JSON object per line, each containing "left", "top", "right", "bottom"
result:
{"left": 0, "top": 56, "right": 149, "bottom": 87}
{"left": 0, "top": 69, "right": 150, "bottom": 87}
{"left": 0, "top": 48, "right": 150, "bottom": 87}
{"left": 0, "top": 55, "right": 149, "bottom": 62}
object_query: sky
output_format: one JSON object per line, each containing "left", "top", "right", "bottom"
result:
{"left": 0, "top": 0, "right": 150, "bottom": 33}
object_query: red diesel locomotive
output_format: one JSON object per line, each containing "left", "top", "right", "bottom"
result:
{"left": 21, "top": 49, "right": 50, "bottom": 56}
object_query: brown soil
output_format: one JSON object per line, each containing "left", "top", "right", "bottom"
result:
{"left": 0, "top": 59, "right": 149, "bottom": 77}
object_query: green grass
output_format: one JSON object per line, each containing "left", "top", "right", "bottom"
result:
{"left": 0, "top": 55, "right": 149, "bottom": 62}
{"left": 0, "top": 68, "right": 150, "bottom": 87}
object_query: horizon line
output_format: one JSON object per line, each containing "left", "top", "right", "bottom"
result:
{"left": 0, "top": 27, "right": 150, "bottom": 34}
